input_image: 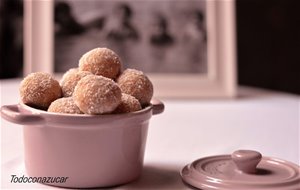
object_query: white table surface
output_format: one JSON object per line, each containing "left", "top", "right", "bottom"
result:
{"left": 1, "top": 78, "right": 299, "bottom": 189}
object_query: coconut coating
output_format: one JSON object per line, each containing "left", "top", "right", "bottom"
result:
{"left": 73, "top": 75, "right": 122, "bottom": 114}
{"left": 60, "top": 68, "right": 92, "bottom": 97}
{"left": 113, "top": 93, "right": 142, "bottom": 114}
{"left": 117, "top": 69, "right": 153, "bottom": 106}
{"left": 79, "top": 47, "right": 121, "bottom": 79}
{"left": 19, "top": 72, "right": 62, "bottom": 110}
{"left": 48, "top": 97, "right": 82, "bottom": 114}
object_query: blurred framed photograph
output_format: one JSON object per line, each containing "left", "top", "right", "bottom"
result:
{"left": 24, "top": 0, "right": 236, "bottom": 98}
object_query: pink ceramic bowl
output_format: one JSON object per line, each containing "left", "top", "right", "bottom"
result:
{"left": 0, "top": 99, "right": 164, "bottom": 188}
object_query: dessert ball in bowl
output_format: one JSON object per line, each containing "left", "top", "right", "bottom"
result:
{"left": 1, "top": 47, "right": 164, "bottom": 188}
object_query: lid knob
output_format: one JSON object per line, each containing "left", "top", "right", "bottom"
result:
{"left": 232, "top": 150, "right": 262, "bottom": 174}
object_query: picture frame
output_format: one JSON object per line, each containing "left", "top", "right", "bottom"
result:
{"left": 24, "top": 0, "right": 236, "bottom": 98}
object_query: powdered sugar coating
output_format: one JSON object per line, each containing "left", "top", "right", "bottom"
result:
{"left": 73, "top": 75, "right": 122, "bottom": 114}
{"left": 79, "top": 47, "right": 121, "bottom": 79}
{"left": 117, "top": 69, "right": 153, "bottom": 106}
{"left": 19, "top": 72, "right": 62, "bottom": 110}
{"left": 113, "top": 93, "right": 142, "bottom": 114}
{"left": 48, "top": 97, "right": 82, "bottom": 114}
{"left": 60, "top": 68, "right": 92, "bottom": 97}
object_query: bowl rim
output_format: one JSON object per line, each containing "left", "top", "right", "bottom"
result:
{"left": 19, "top": 102, "right": 154, "bottom": 118}
{"left": 1, "top": 100, "right": 163, "bottom": 127}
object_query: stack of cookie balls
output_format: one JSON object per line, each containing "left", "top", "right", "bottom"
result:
{"left": 19, "top": 47, "right": 153, "bottom": 115}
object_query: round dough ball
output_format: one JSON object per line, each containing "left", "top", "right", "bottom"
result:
{"left": 60, "top": 68, "right": 92, "bottom": 97}
{"left": 48, "top": 97, "right": 82, "bottom": 114}
{"left": 73, "top": 75, "right": 122, "bottom": 114}
{"left": 113, "top": 93, "right": 142, "bottom": 114}
{"left": 117, "top": 69, "right": 153, "bottom": 106}
{"left": 19, "top": 72, "right": 62, "bottom": 110}
{"left": 79, "top": 47, "right": 121, "bottom": 79}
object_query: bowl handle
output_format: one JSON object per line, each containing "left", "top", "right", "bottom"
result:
{"left": 151, "top": 99, "right": 165, "bottom": 115}
{"left": 0, "top": 104, "right": 45, "bottom": 125}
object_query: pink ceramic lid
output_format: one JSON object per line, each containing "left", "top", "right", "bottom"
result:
{"left": 181, "top": 150, "right": 300, "bottom": 190}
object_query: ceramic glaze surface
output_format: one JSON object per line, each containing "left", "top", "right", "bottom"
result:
{"left": 181, "top": 150, "right": 300, "bottom": 190}
{"left": 0, "top": 99, "right": 164, "bottom": 188}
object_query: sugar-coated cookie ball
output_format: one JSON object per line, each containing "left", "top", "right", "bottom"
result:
{"left": 79, "top": 47, "right": 121, "bottom": 80}
{"left": 113, "top": 93, "right": 142, "bottom": 114}
{"left": 73, "top": 75, "right": 122, "bottom": 114}
{"left": 117, "top": 69, "right": 153, "bottom": 106}
{"left": 48, "top": 97, "right": 82, "bottom": 114}
{"left": 20, "top": 72, "right": 62, "bottom": 110}
{"left": 60, "top": 68, "right": 92, "bottom": 97}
